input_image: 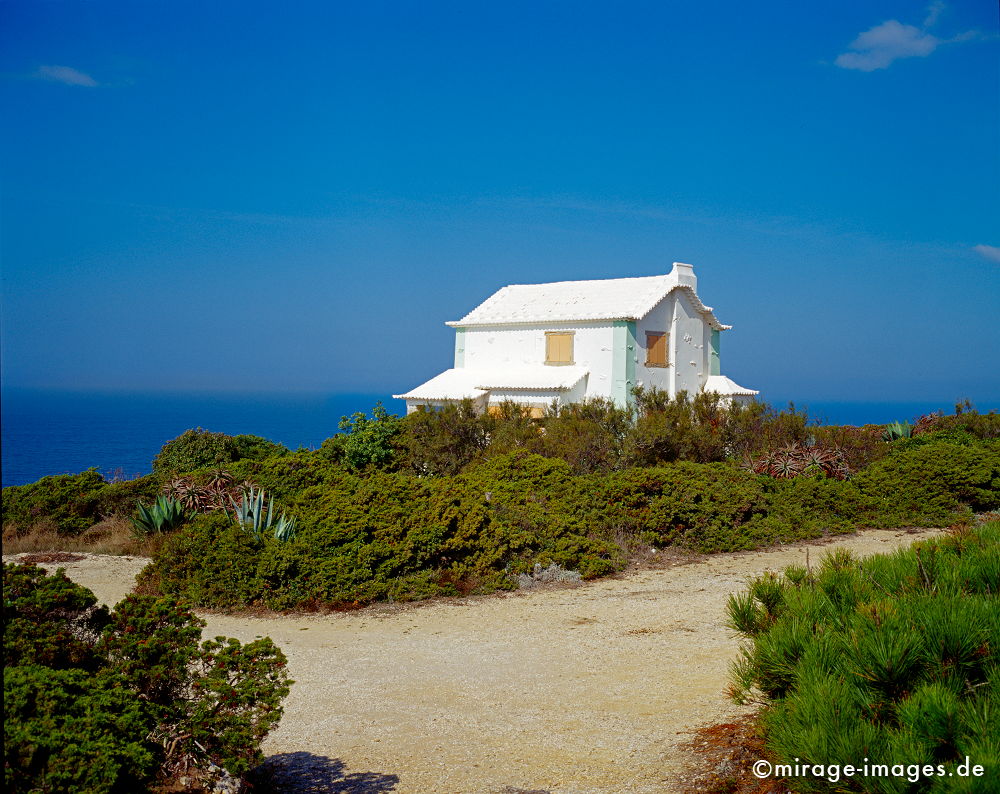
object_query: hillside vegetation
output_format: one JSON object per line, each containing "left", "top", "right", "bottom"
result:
{"left": 3, "top": 394, "right": 998, "bottom": 611}
{"left": 728, "top": 519, "right": 1000, "bottom": 792}
{"left": 3, "top": 563, "right": 290, "bottom": 793}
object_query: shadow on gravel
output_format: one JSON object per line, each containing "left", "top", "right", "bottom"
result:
{"left": 252, "top": 752, "right": 400, "bottom": 793}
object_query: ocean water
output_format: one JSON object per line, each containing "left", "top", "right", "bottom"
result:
{"left": 763, "top": 399, "right": 1000, "bottom": 427}
{"left": 1, "top": 390, "right": 400, "bottom": 488}
{"left": 1, "top": 390, "right": 995, "bottom": 488}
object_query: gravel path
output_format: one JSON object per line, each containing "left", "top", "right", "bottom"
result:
{"left": 6, "top": 527, "right": 946, "bottom": 793}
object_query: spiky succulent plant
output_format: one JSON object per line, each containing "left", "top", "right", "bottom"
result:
{"left": 131, "top": 495, "right": 191, "bottom": 536}
{"left": 229, "top": 487, "right": 297, "bottom": 542}
{"left": 882, "top": 421, "right": 913, "bottom": 441}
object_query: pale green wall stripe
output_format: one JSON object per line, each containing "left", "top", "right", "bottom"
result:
{"left": 710, "top": 329, "right": 721, "bottom": 376}
{"left": 454, "top": 328, "right": 466, "bottom": 368}
{"left": 612, "top": 320, "right": 637, "bottom": 408}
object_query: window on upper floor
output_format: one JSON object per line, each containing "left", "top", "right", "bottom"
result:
{"left": 545, "top": 332, "right": 574, "bottom": 365}
{"left": 645, "top": 331, "right": 668, "bottom": 367}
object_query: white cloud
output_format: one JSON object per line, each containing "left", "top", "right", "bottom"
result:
{"left": 835, "top": 3, "right": 976, "bottom": 72}
{"left": 973, "top": 245, "right": 1000, "bottom": 264}
{"left": 923, "top": 1, "right": 945, "bottom": 28}
{"left": 835, "top": 20, "right": 940, "bottom": 71}
{"left": 37, "top": 65, "right": 98, "bottom": 87}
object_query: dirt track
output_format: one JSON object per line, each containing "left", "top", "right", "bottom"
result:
{"left": 7, "top": 527, "right": 945, "bottom": 793}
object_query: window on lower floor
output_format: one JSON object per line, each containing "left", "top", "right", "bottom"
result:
{"left": 645, "top": 332, "right": 668, "bottom": 366}
{"left": 545, "top": 332, "right": 574, "bottom": 365}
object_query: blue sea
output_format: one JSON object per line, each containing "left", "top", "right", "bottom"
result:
{"left": 1, "top": 390, "right": 402, "bottom": 488}
{"left": 1, "top": 390, "right": 995, "bottom": 488}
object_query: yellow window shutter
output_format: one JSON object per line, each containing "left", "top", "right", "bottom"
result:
{"left": 546, "top": 332, "right": 573, "bottom": 364}
{"left": 646, "top": 332, "right": 666, "bottom": 366}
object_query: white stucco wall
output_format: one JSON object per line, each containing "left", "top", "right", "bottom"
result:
{"left": 461, "top": 322, "right": 615, "bottom": 401}
{"left": 634, "top": 292, "right": 714, "bottom": 397}
{"left": 671, "top": 290, "right": 711, "bottom": 396}
{"left": 634, "top": 294, "right": 674, "bottom": 394}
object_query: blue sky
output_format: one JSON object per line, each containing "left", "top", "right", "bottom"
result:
{"left": 2, "top": 0, "right": 998, "bottom": 403}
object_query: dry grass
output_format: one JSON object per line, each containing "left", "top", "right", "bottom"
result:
{"left": 680, "top": 714, "right": 787, "bottom": 794}
{"left": 2, "top": 516, "right": 168, "bottom": 557}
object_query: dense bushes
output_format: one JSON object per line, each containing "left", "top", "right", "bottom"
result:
{"left": 1, "top": 470, "right": 161, "bottom": 537}
{"left": 853, "top": 441, "right": 1000, "bottom": 527}
{"left": 152, "top": 428, "right": 288, "bottom": 475}
{"left": 3, "top": 564, "right": 291, "bottom": 793}
{"left": 142, "top": 432, "right": 999, "bottom": 610}
{"left": 4, "top": 400, "right": 998, "bottom": 611}
{"left": 728, "top": 521, "right": 1000, "bottom": 792}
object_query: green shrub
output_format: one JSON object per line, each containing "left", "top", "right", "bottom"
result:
{"left": 2, "top": 564, "right": 109, "bottom": 670}
{"left": 542, "top": 398, "right": 632, "bottom": 473}
{"left": 3, "top": 564, "right": 291, "bottom": 791}
{"left": 729, "top": 522, "right": 1000, "bottom": 793}
{"left": 626, "top": 389, "right": 813, "bottom": 465}
{"left": 914, "top": 402, "right": 1000, "bottom": 440}
{"left": 5, "top": 665, "right": 158, "bottom": 793}
{"left": 854, "top": 439, "right": 1000, "bottom": 526}
{"left": 145, "top": 454, "right": 623, "bottom": 609}
{"left": 337, "top": 402, "right": 404, "bottom": 471}
{"left": 142, "top": 435, "right": 1000, "bottom": 611}
{"left": 152, "top": 428, "right": 287, "bottom": 475}
{"left": 401, "top": 399, "right": 490, "bottom": 475}
{"left": 1, "top": 469, "right": 110, "bottom": 536}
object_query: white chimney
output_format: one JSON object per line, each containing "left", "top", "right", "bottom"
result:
{"left": 670, "top": 261, "right": 697, "bottom": 290}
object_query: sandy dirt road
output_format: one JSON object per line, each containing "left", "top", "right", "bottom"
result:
{"left": 7, "top": 527, "right": 945, "bottom": 793}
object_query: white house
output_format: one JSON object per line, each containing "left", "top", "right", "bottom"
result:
{"left": 394, "top": 262, "right": 757, "bottom": 415}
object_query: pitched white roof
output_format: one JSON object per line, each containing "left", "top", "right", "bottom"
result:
{"left": 703, "top": 375, "right": 759, "bottom": 396}
{"left": 446, "top": 270, "right": 731, "bottom": 330}
{"left": 394, "top": 367, "right": 588, "bottom": 401}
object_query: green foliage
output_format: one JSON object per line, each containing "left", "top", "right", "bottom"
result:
{"left": 401, "top": 399, "right": 491, "bottom": 475}
{"left": 3, "top": 564, "right": 108, "bottom": 670}
{"left": 152, "top": 428, "right": 287, "bottom": 476}
{"left": 6, "top": 401, "right": 999, "bottom": 620}
{"left": 146, "top": 434, "right": 1000, "bottom": 612}
{"left": 1, "top": 469, "right": 111, "bottom": 536}
{"left": 98, "top": 594, "right": 291, "bottom": 777}
{"left": 543, "top": 398, "right": 633, "bottom": 473}
{"left": 626, "top": 389, "right": 812, "bottom": 466}
{"left": 399, "top": 400, "right": 546, "bottom": 476}
{"left": 854, "top": 439, "right": 1000, "bottom": 526}
{"left": 5, "top": 665, "right": 158, "bottom": 794}
{"left": 144, "top": 427, "right": 999, "bottom": 610}
{"left": 180, "top": 635, "right": 290, "bottom": 775}
{"left": 3, "top": 564, "right": 291, "bottom": 791}
{"left": 728, "top": 522, "right": 1000, "bottom": 792}
{"left": 337, "top": 402, "right": 404, "bottom": 471}
{"left": 131, "top": 495, "right": 191, "bottom": 536}
{"left": 914, "top": 401, "right": 1000, "bottom": 441}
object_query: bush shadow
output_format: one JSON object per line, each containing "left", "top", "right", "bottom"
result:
{"left": 252, "top": 752, "right": 400, "bottom": 793}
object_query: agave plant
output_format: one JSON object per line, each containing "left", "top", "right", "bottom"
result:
{"left": 131, "top": 495, "right": 191, "bottom": 536}
{"left": 229, "top": 486, "right": 297, "bottom": 542}
{"left": 882, "top": 421, "right": 913, "bottom": 442}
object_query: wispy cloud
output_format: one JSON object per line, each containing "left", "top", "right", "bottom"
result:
{"left": 36, "top": 65, "right": 98, "bottom": 87}
{"left": 973, "top": 245, "right": 1000, "bottom": 264}
{"left": 923, "top": 1, "right": 946, "bottom": 28}
{"left": 835, "top": 3, "right": 975, "bottom": 72}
